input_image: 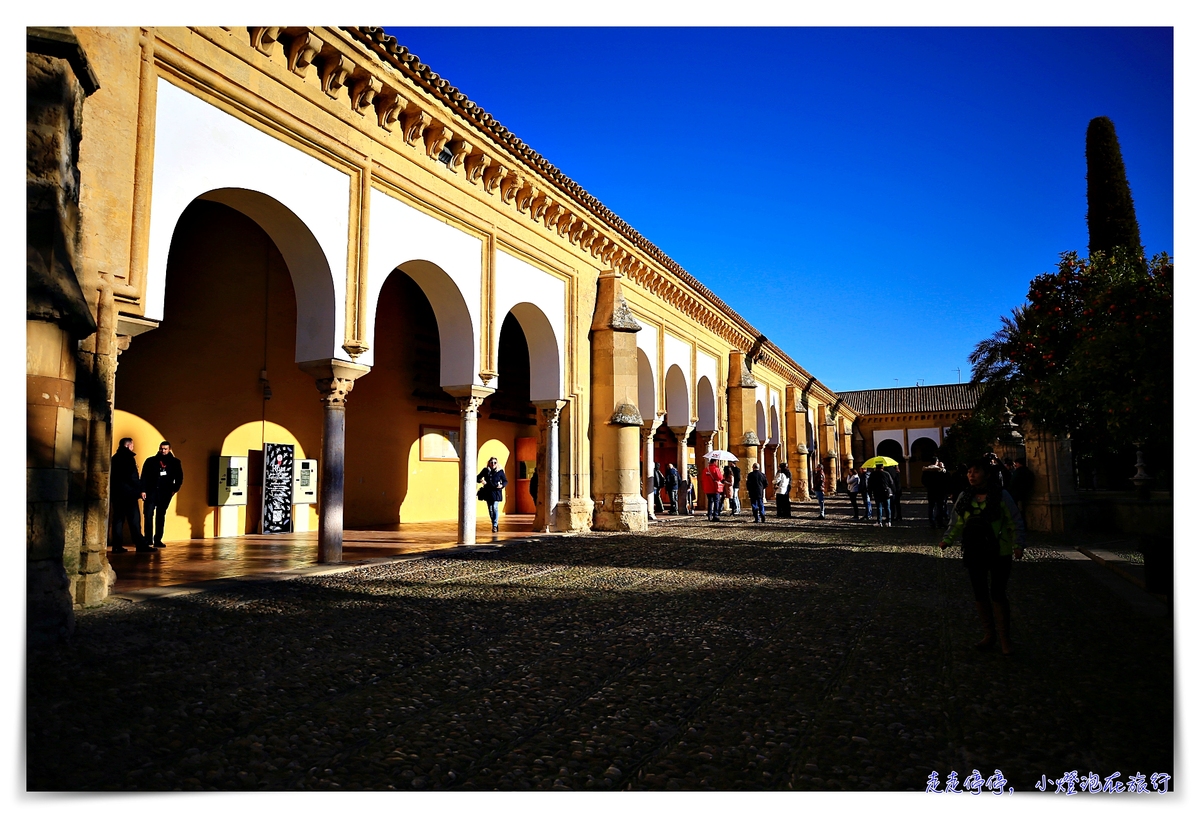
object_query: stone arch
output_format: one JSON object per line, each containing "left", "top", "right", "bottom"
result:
{"left": 383, "top": 260, "right": 477, "bottom": 388}
{"left": 696, "top": 376, "right": 717, "bottom": 432}
{"left": 637, "top": 347, "right": 657, "bottom": 422}
{"left": 665, "top": 365, "right": 690, "bottom": 427}
{"left": 147, "top": 80, "right": 349, "bottom": 362}
{"left": 199, "top": 189, "right": 338, "bottom": 363}
{"left": 877, "top": 439, "right": 904, "bottom": 461}
{"left": 910, "top": 436, "right": 940, "bottom": 462}
{"left": 506, "top": 302, "right": 562, "bottom": 402}
{"left": 769, "top": 404, "right": 781, "bottom": 445}
{"left": 756, "top": 400, "right": 767, "bottom": 442}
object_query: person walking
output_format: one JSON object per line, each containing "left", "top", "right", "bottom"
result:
{"left": 110, "top": 438, "right": 149, "bottom": 552}
{"left": 939, "top": 457, "right": 1027, "bottom": 655}
{"left": 845, "top": 468, "right": 861, "bottom": 520}
{"left": 476, "top": 456, "right": 508, "bottom": 533}
{"left": 730, "top": 461, "right": 742, "bottom": 515}
{"left": 773, "top": 462, "right": 792, "bottom": 518}
{"left": 664, "top": 463, "right": 679, "bottom": 514}
{"left": 140, "top": 441, "right": 183, "bottom": 548}
{"left": 867, "top": 463, "right": 894, "bottom": 527}
{"left": 746, "top": 462, "right": 769, "bottom": 522}
{"left": 701, "top": 458, "right": 724, "bottom": 521}
{"left": 812, "top": 463, "right": 826, "bottom": 519}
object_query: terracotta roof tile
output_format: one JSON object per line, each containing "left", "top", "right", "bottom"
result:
{"left": 838, "top": 383, "right": 982, "bottom": 416}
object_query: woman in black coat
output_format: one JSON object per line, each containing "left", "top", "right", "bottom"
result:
{"left": 476, "top": 457, "right": 508, "bottom": 533}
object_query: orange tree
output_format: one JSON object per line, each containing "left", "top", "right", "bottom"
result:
{"left": 970, "top": 248, "right": 1172, "bottom": 483}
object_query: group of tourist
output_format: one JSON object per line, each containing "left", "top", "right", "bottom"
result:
{"left": 109, "top": 438, "right": 184, "bottom": 552}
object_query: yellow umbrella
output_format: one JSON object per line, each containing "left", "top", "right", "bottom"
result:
{"left": 860, "top": 455, "right": 899, "bottom": 468}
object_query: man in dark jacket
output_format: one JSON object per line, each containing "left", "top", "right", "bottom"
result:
{"left": 110, "top": 438, "right": 149, "bottom": 552}
{"left": 141, "top": 441, "right": 183, "bottom": 548}
{"left": 652, "top": 464, "right": 665, "bottom": 514}
{"left": 746, "top": 462, "right": 769, "bottom": 523}
{"left": 922, "top": 460, "right": 946, "bottom": 530}
{"left": 1008, "top": 457, "right": 1034, "bottom": 515}
{"left": 868, "top": 464, "right": 895, "bottom": 527}
{"left": 663, "top": 463, "right": 679, "bottom": 514}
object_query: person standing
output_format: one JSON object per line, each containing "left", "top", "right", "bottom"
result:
{"left": 664, "top": 463, "right": 679, "bottom": 514}
{"left": 939, "top": 457, "right": 1027, "bottom": 655}
{"left": 110, "top": 438, "right": 149, "bottom": 552}
{"left": 1008, "top": 457, "right": 1034, "bottom": 516}
{"left": 845, "top": 468, "right": 861, "bottom": 520}
{"left": 476, "top": 456, "right": 508, "bottom": 533}
{"left": 701, "top": 458, "right": 724, "bottom": 521}
{"left": 140, "top": 441, "right": 183, "bottom": 548}
{"left": 922, "top": 460, "right": 946, "bottom": 530}
{"left": 812, "top": 463, "right": 826, "bottom": 519}
{"left": 773, "top": 462, "right": 792, "bottom": 518}
{"left": 746, "top": 462, "right": 769, "bottom": 522}
{"left": 858, "top": 466, "right": 873, "bottom": 522}
{"left": 887, "top": 464, "right": 904, "bottom": 522}
{"left": 652, "top": 463, "right": 665, "bottom": 514}
{"left": 721, "top": 464, "right": 735, "bottom": 516}
{"left": 729, "top": 461, "right": 742, "bottom": 515}
{"left": 868, "top": 463, "right": 894, "bottom": 527}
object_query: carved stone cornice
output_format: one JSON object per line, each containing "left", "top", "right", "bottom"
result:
{"left": 232, "top": 26, "right": 841, "bottom": 418}
{"left": 298, "top": 358, "right": 372, "bottom": 408}
{"left": 611, "top": 403, "right": 643, "bottom": 427}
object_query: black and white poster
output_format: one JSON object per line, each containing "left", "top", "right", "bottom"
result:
{"left": 263, "top": 442, "right": 294, "bottom": 534}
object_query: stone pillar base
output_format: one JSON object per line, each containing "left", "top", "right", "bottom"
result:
{"left": 28, "top": 559, "right": 75, "bottom": 645}
{"left": 555, "top": 499, "right": 594, "bottom": 533}
{"left": 593, "top": 494, "right": 648, "bottom": 531}
{"left": 1024, "top": 498, "right": 1087, "bottom": 533}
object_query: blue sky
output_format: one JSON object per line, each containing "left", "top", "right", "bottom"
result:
{"left": 382, "top": 26, "right": 1173, "bottom": 393}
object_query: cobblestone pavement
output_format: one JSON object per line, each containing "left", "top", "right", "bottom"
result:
{"left": 27, "top": 500, "right": 1173, "bottom": 792}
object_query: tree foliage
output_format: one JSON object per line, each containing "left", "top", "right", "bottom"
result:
{"left": 970, "top": 248, "right": 1173, "bottom": 456}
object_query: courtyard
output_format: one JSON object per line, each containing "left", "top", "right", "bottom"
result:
{"left": 27, "top": 502, "right": 1172, "bottom": 792}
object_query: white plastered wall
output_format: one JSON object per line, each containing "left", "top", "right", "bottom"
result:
{"left": 493, "top": 250, "right": 566, "bottom": 401}
{"left": 908, "top": 427, "right": 943, "bottom": 449}
{"left": 633, "top": 313, "right": 660, "bottom": 418}
{"left": 873, "top": 430, "right": 905, "bottom": 454}
{"left": 362, "top": 188, "right": 483, "bottom": 387}
{"left": 662, "top": 331, "right": 693, "bottom": 424}
{"left": 769, "top": 389, "right": 781, "bottom": 444}
{"left": 695, "top": 350, "right": 718, "bottom": 433}
{"left": 147, "top": 79, "right": 350, "bottom": 362}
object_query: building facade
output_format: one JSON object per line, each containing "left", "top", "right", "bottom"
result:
{"left": 26, "top": 26, "right": 857, "bottom": 637}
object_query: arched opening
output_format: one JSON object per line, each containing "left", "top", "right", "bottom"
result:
{"left": 910, "top": 437, "right": 940, "bottom": 486}
{"left": 481, "top": 313, "right": 539, "bottom": 515}
{"left": 114, "top": 198, "right": 325, "bottom": 543}
{"left": 665, "top": 365, "right": 690, "bottom": 428}
{"left": 345, "top": 269, "right": 458, "bottom": 527}
{"left": 877, "top": 439, "right": 904, "bottom": 461}
{"left": 637, "top": 348, "right": 656, "bottom": 424}
{"left": 756, "top": 401, "right": 767, "bottom": 444}
{"left": 695, "top": 376, "right": 716, "bottom": 435}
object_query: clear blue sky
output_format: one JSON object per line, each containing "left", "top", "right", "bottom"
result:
{"left": 381, "top": 26, "right": 1173, "bottom": 393}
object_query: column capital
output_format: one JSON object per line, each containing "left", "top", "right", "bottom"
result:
{"left": 533, "top": 398, "right": 567, "bottom": 417}
{"left": 741, "top": 431, "right": 761, "bottom": 447}
{"left": 669, "top": 424, "right": 695, "bottom": 438}
{"left": 299, "top": 359, "right": 371, "bottom": 407}
{"left": 642, "top": 412, "right": 665, "bottom": 435}
{"left": 445, "top": 384, "right": 495, "bottom": 416}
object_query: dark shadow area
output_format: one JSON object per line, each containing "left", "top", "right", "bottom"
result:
{"left": 28, "top": 525, "right": 1172, "bottom": 793}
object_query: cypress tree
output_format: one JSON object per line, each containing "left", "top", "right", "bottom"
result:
{"left": 1085, "top": 116, "right": 1143, "bottom": 258}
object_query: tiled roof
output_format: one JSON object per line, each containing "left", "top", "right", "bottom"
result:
{"left": 838, "top": 383, "right": 982, "bottom": 416}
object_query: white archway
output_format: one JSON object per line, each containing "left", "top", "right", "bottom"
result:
{"left": 665, "top": 365, "right": 690, "bottom": 427}
{"left": 147, "top": 80, "right": 349, "bottom": 362}
{"left": 756, "top": 401, "right": 767, "bottom": 442}
{"left": 696, "top": 376, "right": 716, "bottom": 432}
{"left": 637, "top": 348, "right": 657, "bottom": 421}
{"left": 381, "top": 260, "right": 478, "bottom": 388}
{"left": 506, "top": 302, "right": 562, "bottom": 402}
{"left": 769, "top": 404, "right": 781, "bottom": 445}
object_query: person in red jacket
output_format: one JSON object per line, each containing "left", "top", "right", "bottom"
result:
{"left": 701, "top": 459, "right": 724, "bottom": 521}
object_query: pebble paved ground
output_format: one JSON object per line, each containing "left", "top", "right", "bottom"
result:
{"left": 27, "top": 499, "right": 1173, "bottom": 792}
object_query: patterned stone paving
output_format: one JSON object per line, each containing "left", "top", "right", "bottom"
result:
{"left": 28, "top": 500, "right": 1173, "bottom": 792}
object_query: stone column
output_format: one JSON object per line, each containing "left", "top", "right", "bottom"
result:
{"left": 1021, "top": 421, "right": 1082, "bottom": 532}
{"left": 671, "top": 424, "right": 696, "bottom": 515}
{"left": 642, "top": 413, "right": 665, "bottom": 521}
{"left": 785, "top": 385, "right": 808, "bottom": 502}
{"left": 840, "top": 417, "right": 855, "bottom": 475}
{"left": 590, "top": 271, "right": 648, "bottom": 531}
{"left": 727, "top": 350, "right": 759, "bottom": 508}
{"left": 300, "top": 359, "right": 370, "bottom": 563}
{"left": 445, "top": 386, "right": 493, "bottom": 544}
{"left": 534, "top": 399, "right": 566, "bottom": 532}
